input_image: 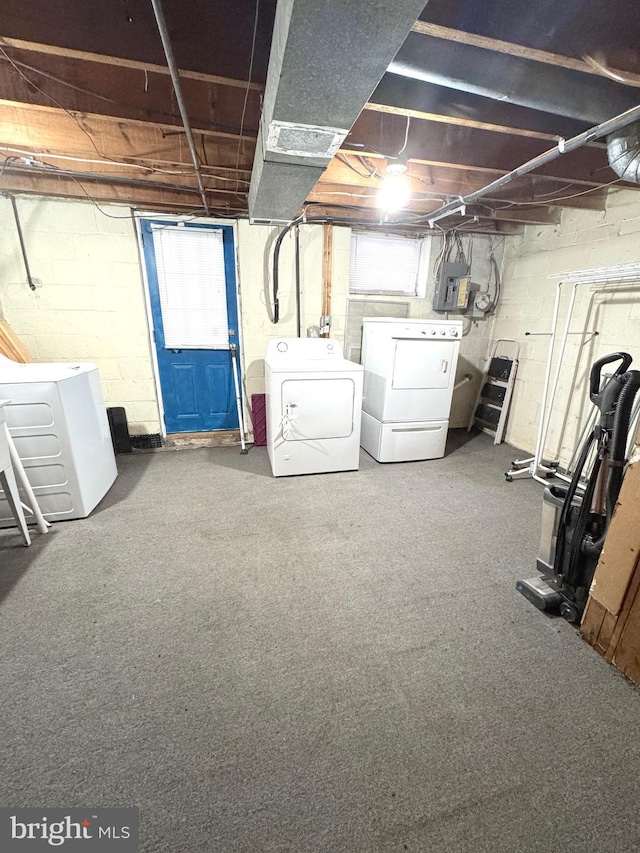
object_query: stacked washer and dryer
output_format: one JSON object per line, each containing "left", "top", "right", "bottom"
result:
{"left": 264, "top": 319, "right": 463, "bottom": 476}
{"left": 360, "top": 318, "right": 463, "bottom": 463}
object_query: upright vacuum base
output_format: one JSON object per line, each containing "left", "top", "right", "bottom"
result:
{"left": 516, "top": 575, "right": 584, "bottom": 623}
{"left": 516, "top": 576, "right": 562, "bottom": 612}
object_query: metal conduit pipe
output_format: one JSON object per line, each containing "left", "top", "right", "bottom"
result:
{"left": 272, "top": 215, "right": 362, "bottom": 324}
{"left": 150, "top": 0, "right": 210, "bottom": 214}
{"left": 7, "top": 195, "right": 36, "bottom": 291}
{"left": 416, "top": 102, "right": 640, "bottom": 227}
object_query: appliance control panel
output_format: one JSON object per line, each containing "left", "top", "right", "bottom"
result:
{"left": 266, "top": 338, "right": 344, "bottom": 360}
{"left": 374, "top": 319, "right": 463, "bottom": 341}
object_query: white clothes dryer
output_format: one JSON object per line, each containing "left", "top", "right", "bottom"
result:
{"left": 360, "top": 318, "right": 463, "bottom": 462}
{"left": 265, "top": 338, "right": 363, "bottom": 477}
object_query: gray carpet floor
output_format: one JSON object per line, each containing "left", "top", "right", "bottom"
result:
{"left": 1, "top": 431, "right": 639, "bottom": 853}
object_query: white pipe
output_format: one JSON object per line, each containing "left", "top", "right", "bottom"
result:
{"left": 4, "top": 423, "right": 49, "bottom": 534}
{"left": 531, "top": 280, "right": 563, "bottom": 477}
{"left": 536, "top": 281, "right": 579, "bottom": 474}
{"left": 230, "top": 345, "right": 247, "bottom": 453}
{"left": 454, "top": 373, "right": 473, "bottom": 391}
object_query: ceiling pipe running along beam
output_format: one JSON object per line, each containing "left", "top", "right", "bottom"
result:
{"left": 414, "top": 103, "right": 640, "bottom": 228}
{"left": 150, "top": 0, "right": 209, "bottom": 214}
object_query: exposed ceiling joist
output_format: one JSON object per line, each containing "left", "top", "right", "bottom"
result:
{"left": 347, "top": 111, "right": 619, "bottom": 186}
{"left": 0, "top": 36, "right": 263, "bottom": 90}
{"left": 0, "top": 100, "right": 256, "bottom": 167}
{"left": 390, "top": 32, "right": 640, "bottom": 125}
{"left": 0, "top": 0, "right": 638, "bottom": 227}
{"left": 0, "top": 53, "right": 261, "bottom": 136}
{"left": 410, "top": 21, "right": 640, "bottom": 88}
{"left": 0, "top": 170, "right": 244, "bottom": 214}
{"left": 365, "top": 101, "right": 571, "bottom": 144}
{"left": 322, "top": 158, "right": 610, "bottom": 211}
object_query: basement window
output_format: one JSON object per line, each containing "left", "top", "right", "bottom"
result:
{"left": 349, "top": 231, "right": 431, "bottom": 297}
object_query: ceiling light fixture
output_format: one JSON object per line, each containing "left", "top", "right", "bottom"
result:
{"left": 377, "top": 115, "right": 412, "bottom": 213}
{"left": 377, "top": 170, "right": 412, "bottom": 213}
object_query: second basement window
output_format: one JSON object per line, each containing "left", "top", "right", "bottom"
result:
{"left": 349, "top": 231, "right": 431, "bottom": 297}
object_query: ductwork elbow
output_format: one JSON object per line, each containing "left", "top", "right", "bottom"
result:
{"left": 607, "top": 120, "right": 640, "bottom": 183}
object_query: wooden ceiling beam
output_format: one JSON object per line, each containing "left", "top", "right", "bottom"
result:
{"left": 0, "top": 171, "right": 247, "bottom": 215}
{"left": 0, "top": 52, "right": 261, "bottom": 136}
{"left": 347, "top": 111, "right": 618, "bottom": 186}
{"left": 364, "top": 101, "right": 562, "bottom": 143}
{"left": 465, "top": 204, "right": 562, "bottom": 225}
{"left": 323, "top": 157, "right": 611, "bottom": 210}
{"left": 0, "top": 100, "right": 256, "bottom": 169}
{"left": 0, "top": 37, "right": 263, "bottom": 91}
{"left": 309, "top": 181, "right": 561, "bottom": 225}
{"left": 303, "top": 202, "right": 525, "bottom": 235}
{"left": 410, "top": 22, "right": 640, "bottom": 88}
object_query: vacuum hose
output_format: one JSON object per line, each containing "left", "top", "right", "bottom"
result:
{"left": 602, "top": 369, "right": 640, "bottom": 529}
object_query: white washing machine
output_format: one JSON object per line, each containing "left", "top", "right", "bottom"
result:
{"left": 0, "top": 360, "right": 117, "bottom": 524}
{"left": 265, "top": 338, "right": 364, "bottom": 477}
{"left": 360, "top": 317, "right": 463, "bottom": 462}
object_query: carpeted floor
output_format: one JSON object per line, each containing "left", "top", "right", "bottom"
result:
{"left": 1, "top": 431, "right": 639, "bottom": 852}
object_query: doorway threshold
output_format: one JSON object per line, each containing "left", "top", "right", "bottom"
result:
{"left": 164, "top": 430, "right": 241, "bottom": 449}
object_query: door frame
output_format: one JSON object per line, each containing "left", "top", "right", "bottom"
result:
{"left": 134, "top": 213, "right": 246, "bottom": 437}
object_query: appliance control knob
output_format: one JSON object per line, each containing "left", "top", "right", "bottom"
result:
{"left": 440, "top": 330, "right": 447, "bottom": 335}
{"left": 421, "top": 329, "right": 427, "bottom": 335}
{"left": 431, "top": 329, "right": 437, "bottom": 336}
{"left": 450, "top": 328, "right": 459, "bottom": 337}
{"left": 276, "top": 341, "right": 288, "bottom": 352}
{"left": 327, "top": 343, "right": 334, "bottom": 351}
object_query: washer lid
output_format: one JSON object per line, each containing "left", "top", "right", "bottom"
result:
{"left": 0, "top": 362, "right": 97, "bottom": 383}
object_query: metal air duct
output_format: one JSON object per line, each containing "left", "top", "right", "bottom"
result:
{"left": 607, "top": 120, "right": 640, "bottom": 183}
{"left": 248, "top": 0, "right": 429, "bottom": 223}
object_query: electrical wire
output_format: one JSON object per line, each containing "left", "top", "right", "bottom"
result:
{"left": 0, "top": 45, "right": 129, "bottom": 167}
{"left": 337, "top": 153, "right": 376, "bottom": 180}
{"left": 0, "top": 145, "right": 252, "bottom": 183}
{"left": 492, "top": 178, "right": 622, "bottom": 209}
{"left": 0, "top": 52, "right": 118, "bottom": 103}
{"left": 398, "top": 115, "right": 411, "bottom": 156}
{"left": 337, "top": 153, "right": 383, "bottom": 182}
{"left": 234, "top": 0, "right": 260, "bottom": 193}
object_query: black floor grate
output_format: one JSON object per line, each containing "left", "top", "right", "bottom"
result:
{"left": 130, "top": 433, "right": 163, "bottom": 450}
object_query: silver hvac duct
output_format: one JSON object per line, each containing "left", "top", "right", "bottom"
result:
{"left": 607, "top": 120, "right": 640, "bottom": 183}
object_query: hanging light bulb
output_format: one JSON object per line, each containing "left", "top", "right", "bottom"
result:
{"left": 378, "top": 160, "right": 411, "bottom": 213}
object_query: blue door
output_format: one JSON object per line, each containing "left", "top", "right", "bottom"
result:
{"left": 140, "top": 219, "right": 240, "bottom": 433}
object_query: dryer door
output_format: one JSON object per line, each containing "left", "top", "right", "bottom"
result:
{"left": 392, "top": 340, "right": 455, "bottom": 389}
{"left": 281, "top": 378, "right": 355, "bottom": 440}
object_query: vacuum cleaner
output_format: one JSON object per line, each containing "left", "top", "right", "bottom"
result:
{"left": 517, "top": 352, "right": 640, "bottom": 623}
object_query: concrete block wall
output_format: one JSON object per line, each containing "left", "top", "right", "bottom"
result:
{"left": 240, "top": 221, "right": 502, "bottom": 429}
{"left": 0, "top": 194, "right": 503, "bottom": 438}
{"left": 0, "top": 196, "right": 161, "bottom": 435}
{"left": 490, "top": 187, "right": 640, "bottom": 466}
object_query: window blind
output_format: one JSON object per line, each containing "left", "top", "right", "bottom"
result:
{"left": 349, "top": 231, "right": 430, "bottom": 297}
{"left": 151, "top": 226, "right": 229, "bottom": 349}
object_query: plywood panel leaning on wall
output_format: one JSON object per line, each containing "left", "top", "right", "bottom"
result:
{"left": 581, "top": 438, "right": 640, "bottom": 684}
{"left": 0, "top": 320, "right": 32, "bottom": 363}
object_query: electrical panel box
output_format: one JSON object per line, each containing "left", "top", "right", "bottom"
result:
{"left": 433, "top": 262, "right": 472, "bottom": 313}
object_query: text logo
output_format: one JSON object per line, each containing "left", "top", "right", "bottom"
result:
{"left": 1, "top": 809, "right": 138, "bottom": 851}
